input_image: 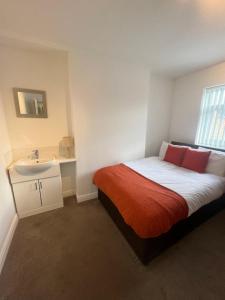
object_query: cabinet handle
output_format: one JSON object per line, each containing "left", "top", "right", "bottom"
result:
{"left": 35, "top": 182, "right": 38, "bottom": 190}
{"left": 39, "top": 182, "right": 42, "bottom": 189}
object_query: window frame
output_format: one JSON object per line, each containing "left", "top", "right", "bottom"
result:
{"left": 195, "top": 83, "right": 225, "bottom": 150}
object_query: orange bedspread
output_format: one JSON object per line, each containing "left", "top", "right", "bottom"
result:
{"left": 93, "top": 164, "right": 188, "bottom": 238}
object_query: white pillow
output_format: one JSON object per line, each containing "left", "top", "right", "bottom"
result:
{"left": 159, "top": 141, "right": 169, "bottom": 160}
{"left": 199, "top": 147, "right": 225, "bottom": 176}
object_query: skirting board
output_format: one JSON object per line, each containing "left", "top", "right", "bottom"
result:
{"left": 77, "top": 192, "right": 98, "bottom": 203}
{"left": 0, "top": 214, "right": 18, "bottom": 274}
{"left": 63, "top": 189, "right": 76, "bottom": 198}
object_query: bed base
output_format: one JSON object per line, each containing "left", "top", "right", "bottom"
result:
{"left": 99, "top": 191, "right": 225, "bottom": 265}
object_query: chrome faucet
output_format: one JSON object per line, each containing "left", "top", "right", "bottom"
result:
{"left": 31, "top": 149, "right": 39, "bottom": 160}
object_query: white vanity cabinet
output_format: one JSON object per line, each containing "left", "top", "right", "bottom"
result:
{"left": 9, "top": 162, "right": 63, "bottom": 218}
{"left": 39, "top": 176, "right": 62, "bottom": 206}
{"left": 13, "top": 180, "right": 41, "bottom": 214}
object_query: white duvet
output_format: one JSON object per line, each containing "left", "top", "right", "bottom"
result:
{"left": 125, "top": 157, "right": 225, "bottom": 216}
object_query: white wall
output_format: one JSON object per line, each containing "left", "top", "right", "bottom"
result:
{"left": 0, "top": 45, "right": 69, "bottom": 150}
{"left": 0, "top": 90, "right": 17, "bottom": 271}
{"left": 170, "top": 61, "right": 225, "bottom": 143}
{"left": 0, "top": 45, "right": 75, "bottom": 197}
{"left": 69, "top": 51, "right": 150, "bottom": 197}
{"left": 145, "top": 74, "right": 174, "bottom": 156}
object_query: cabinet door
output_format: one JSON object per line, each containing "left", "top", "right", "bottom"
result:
{"left": 13, "top": 180, "right": 41, "bottom": 215}
{"left": 39, "top": 176, "right": 63, "bottom": 207}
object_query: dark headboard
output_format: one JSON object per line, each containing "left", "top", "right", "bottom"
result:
{"left": 171, "top": 141, "right": 225, "bottom": 153}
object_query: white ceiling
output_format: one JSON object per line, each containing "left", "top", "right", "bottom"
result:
{"left": 0, "top": 0, "right": 225, "bottom": 77}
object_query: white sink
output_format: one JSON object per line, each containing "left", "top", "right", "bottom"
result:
{"left": 14, "top": 159, "right": 54, "bottom": 175}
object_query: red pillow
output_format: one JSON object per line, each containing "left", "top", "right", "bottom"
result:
{"left": 181, "top": 149, "right": 211, "bottom": 173}
{"left": 164, "top": 145, "right": 188, "bottom": 166}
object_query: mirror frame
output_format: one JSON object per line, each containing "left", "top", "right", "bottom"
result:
{"left": 13, "top": 88, "right": 48, "bottom": 118}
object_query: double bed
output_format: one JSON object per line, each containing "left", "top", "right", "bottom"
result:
{"left": 94, "top": 142, "right": 225, "bottom": 264}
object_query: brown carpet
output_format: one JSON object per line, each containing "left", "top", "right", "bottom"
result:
{"left": 0, "top": 197, "right": 225, "bottom": 300}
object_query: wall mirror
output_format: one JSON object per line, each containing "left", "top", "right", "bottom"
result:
{"left": 13, "top": 88, "right": 48, "bottom": 118}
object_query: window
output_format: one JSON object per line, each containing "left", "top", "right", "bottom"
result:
{"left": 195, "top": 85, "right": 225, "bottom": 149}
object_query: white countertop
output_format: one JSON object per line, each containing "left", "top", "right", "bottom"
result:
{"left": 8, "top": 157, "right": 76, "bottom": 183}
{"left": 8, "top": 157, "right": 76, "bottom": 170}
{"left": 56, "top": 157, "right": 76, "bottom": 164}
